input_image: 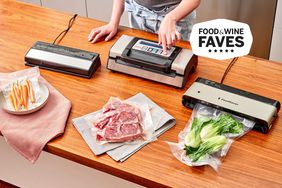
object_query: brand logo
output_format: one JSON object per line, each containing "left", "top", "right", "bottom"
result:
{"left": 190, "top": 19, "right": 253, "bottom": 60}
{"left": 220, "top": 98, "right": 239, "bottom": 106}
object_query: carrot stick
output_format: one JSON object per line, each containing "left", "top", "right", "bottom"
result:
{"left": 13, "top": 85, "right": 21, "bottom": 108}
{"left": 11, "top": 89, "right": 18, "bottom": 111}
{"left": 9, "top": 93, "right": 16, "bottom": 111}
{"left": 19, "top": 84, "right": 24, "bottom": 105}
{"left": 24, "top": 81, "right": 30, "bottom": 100}
{"left": 15, "top": 84, "right": 23, "bottom": 106}
{"left": 27, "top": 79, "right": 36, "bottom": 103}
{"left": 14, "top": 84, "right": 18, "bottom": 95}
{"left": 22, "top": 84, "right": 28, "bottom": 110}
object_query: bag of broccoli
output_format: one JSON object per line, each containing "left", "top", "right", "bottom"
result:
{"left": 168, "top": 103, "right": 255, "bottom": 171}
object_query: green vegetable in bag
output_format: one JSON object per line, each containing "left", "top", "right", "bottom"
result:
{"left": 184, "top": 128, "right": 202, "bottom": 148}
{"left": 199, "top": 122, "right": 218, "bottom": 141}
{"left": 189, "top": 135, "right": 227, "bottom": 162}
{"left": 200, "top": 114, "right": 244, "bottom": 140}
{"left": 184, "top": 113, "right": 244, "bottom": 162}
{"left": 184, "top": 116, "right": 210, "bottom": 148}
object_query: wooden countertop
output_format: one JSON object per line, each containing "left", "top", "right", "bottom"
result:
{"left": 1, "top": 1, "right": 282, "bottom": 187}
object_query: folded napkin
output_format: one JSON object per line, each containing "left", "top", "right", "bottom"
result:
{"left": 73, "top": 93, "right": 175, "bottom": 162}
{"left": 0, "top": 67, "right": 71, "bottom": 163}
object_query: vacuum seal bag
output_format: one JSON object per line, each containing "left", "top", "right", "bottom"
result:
{"left": 1, "top": 70, "right": 41, "bottom": 112}
{"left": 168, "top": 103, "right": 255, "bottom": 171}
{"left": 86, "top": 97, "right": 155, "bottom": 144}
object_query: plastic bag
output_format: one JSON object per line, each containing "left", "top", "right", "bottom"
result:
{"left": 86, "top": 97, "right": 155, "bottom": 144}
{"left": 1, "top": 76, "right": 41, "bottom": 112}
{"left": 168, "top": 103, "right": 255, "bottom": 171}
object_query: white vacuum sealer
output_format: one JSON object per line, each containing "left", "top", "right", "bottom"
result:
{"left": 182, "top": 77, "right": 280, "bottom": 133}
{"left": 107, "top": 35, "right": 197, "bottom": 88}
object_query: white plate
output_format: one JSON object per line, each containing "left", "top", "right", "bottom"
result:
{"left": 0, "top": 82, "right": 49, "bottom": 115}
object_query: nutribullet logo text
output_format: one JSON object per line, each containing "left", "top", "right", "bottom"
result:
{"left": 190, "top": 19, "right": 253, "bottom": 60}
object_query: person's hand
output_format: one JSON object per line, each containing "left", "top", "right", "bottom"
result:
{"left": 88, "top": 22, "right": 118, "bottom": 43}
{"left": 158, "top": 14, "right": 181, "bottom": 54}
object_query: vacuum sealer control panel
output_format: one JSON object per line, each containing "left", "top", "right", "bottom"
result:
{"left": 120, "top": 37, "right": 182, "bottom": 73}
{"left": 132, "top": 39, "right": 176, "bottom": 57}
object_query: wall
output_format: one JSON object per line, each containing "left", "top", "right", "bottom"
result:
{"left": 86, "top": 0, "right": 129, "bottom": 26}
{"left": 19, "top": 0, "right": 129, "bottom": 26}
{"left": 195, "top": 0, "right": 277, "bottom": 60}
{"left": 270, "top": 0, "right": 282, "bottom": 62}
{"left": 41, "top": 0, "right": 87, "bottom": 17}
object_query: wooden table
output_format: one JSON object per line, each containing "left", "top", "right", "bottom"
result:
{"left": 1, "top": 0, "right": 282, "bottom": 187}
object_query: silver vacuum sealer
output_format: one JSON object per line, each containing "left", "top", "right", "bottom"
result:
{"left": 182, "top": 77, "right": 280, "bottom": 133}
{"left": 107, "top": 35, "right": 197, "bottom": 88}
{"left": 25, "top": 41, "right": 101, "bottom": 78}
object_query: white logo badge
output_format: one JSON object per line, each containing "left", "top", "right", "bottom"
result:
{"left": 190, "top": 19, "right": 253, "bottom": 60}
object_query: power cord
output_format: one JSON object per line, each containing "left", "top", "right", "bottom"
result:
{"left": 220, "top": 57, "right": 239, "bottom": 84}
{"left": 53, "top": 14, "right": 78, "bottom": 45}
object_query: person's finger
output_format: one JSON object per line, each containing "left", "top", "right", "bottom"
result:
{"left": 158, "top": 33, "right": 161, "bottom": 45}
{"left": 91, "top": 31, "right": 105, "bottom": 43}
{"left": 105, "top": 31, "right": 116, "bottom": 41}
{"left": 88, "top": 29, "right": 98, "bottom": 41}
{"left": 88, "top": 29, "right": 95, "bottom": 41}
{"left": 161, "top": 34, "right": 167, "bottom": 55}
{"left": 171, "top": 33, "right": 176, "bottom": 46}
{"left": 166, "top": 34, "right": 172, "bottom": 49}
{"left": 176, "top": 31, "right": 181, "bottom": 41}
{"left": 88, "top": 29, "right": 100, "bottom": 41}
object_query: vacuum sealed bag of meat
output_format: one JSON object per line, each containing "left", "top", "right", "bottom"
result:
{"left": 167, "top": 103, "right": 255, "bottom": 171}
{"left": 86, "top": 97, "right": 154, "bottom": 144}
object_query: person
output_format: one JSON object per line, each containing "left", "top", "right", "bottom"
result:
{"left": 88, "top": 0, "right": 200, "bottom": 54}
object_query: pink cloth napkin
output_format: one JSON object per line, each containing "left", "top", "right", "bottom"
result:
{"left": 0, "top": 67, "right": 71, "bottom": 163}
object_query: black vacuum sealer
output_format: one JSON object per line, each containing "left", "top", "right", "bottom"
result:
{"left": 25, "top": 41, "right": 101, "bottom": 78}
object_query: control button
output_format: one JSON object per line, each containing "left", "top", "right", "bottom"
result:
{"left": 141, "top": 46, "right": 148, "bottom": 51}
{"left": 152, "top": 49, "right": 159, "bottom": 54}
{"left": 147, "top": 48, "right": 153, "bottom": 52}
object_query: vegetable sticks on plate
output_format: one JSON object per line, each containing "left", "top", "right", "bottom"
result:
{"left": 8, "top": 79, "right": 37, "bottom": 111}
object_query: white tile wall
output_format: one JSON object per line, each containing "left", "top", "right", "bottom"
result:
{"left": 270, "top": 0, "right": 282, "bottom": 63}
{"left": 274, "top": 0, "right": 282, "bottom": 28}
{"left": 86, "top": 0, "right": 129, "bottom": 26}
{"left": 18, "top": 0, "right": 129, "bottom": 26}
{"left": 41, "top": 0, "right": 87, "bottom": 17}
{"left": 270, "top": 28, "right": 282, "bottom": 62}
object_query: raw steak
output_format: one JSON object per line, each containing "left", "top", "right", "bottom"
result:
{"left": 94, "top": 98, "right": 143, "bottom": 142}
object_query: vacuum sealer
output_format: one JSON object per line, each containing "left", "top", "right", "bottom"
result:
{"left": 182, "top": 77, "right": 280, "bottom": 133}
{"left": 25, "top": 41, "right": 101, "bottom": 78}
{"left": 107, "top": 35, "right": 197, "bottom": 88}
